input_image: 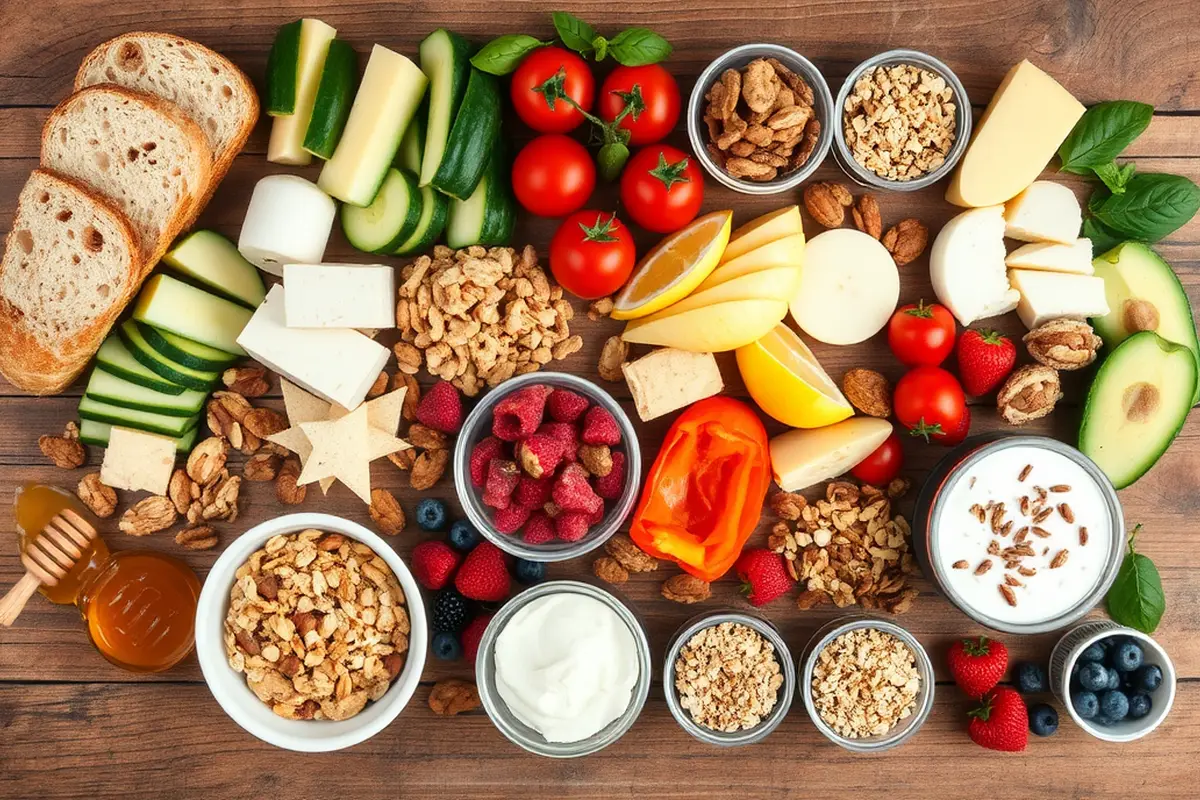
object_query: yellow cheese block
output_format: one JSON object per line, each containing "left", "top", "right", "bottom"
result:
{"left": 721, "top": 205, "right": 803, "bottom": 264}
{"left": 694, "top": 233, "right": 805, "bottom": 291}
{"left": 621, "top": 298, "right": 788, "bottom": 352}
{"left": 638, "top": 266, "right": 800, "bottom": 321}
{"left": 769, "top": 417, "right": 893, "bottom": 492}
{"left": 945, "top": 60, "right": 1085, "bottom": 208}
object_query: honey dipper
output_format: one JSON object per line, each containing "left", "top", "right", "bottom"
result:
{"left": 0, "top": 508, "right": 98, "bottom": 626}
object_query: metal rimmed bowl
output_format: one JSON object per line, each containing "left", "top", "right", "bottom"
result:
{"left": 664, "top": 610, "right": 795, "bottom": 746}
{"left": 801, "top": 616, "right": 935, "bottom": 752}
{"left": 474, "top": 580, "right": 652, "bottom": 758}
{"left": 452, "top": 371, "right": 641, "bottom": 563}
{"left": 687, "top": 43, "right": 834, "bottom": 195}
{"left": 832, "top": 48, "right": 971, "bottom": 191}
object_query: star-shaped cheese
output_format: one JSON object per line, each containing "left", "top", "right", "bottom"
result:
{"left": 297, "top": 404, "right": 372, "bottom": 503}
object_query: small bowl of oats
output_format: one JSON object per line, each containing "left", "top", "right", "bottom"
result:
{"left": 195, "top": 513, "right": 427, "bottom": 752}
{"left": 832, "top": 49, "right": 971, "bottom": 192}
{"left": 801, "top": 617, "right": 934, "bottom": 752}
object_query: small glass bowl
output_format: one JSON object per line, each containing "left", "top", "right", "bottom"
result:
{"left": 474, "top": 580, "right": 652, "bottom": 758}
{"left": 663, "top": 610, "right": 795, "bottom": 746}
{"left": 800, "top": 616, "right": 935, "bottom": 752}
{"left": 831, "top": 49, "right": 971, "bottom": 192}
{"left": 451, "top": 371, "right": 642, "bottom": 563}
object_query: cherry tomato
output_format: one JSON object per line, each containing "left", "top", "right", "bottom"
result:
{"left": 511, "top": 47, "right": 595, "bottom": 133}
{"left": 887, "top": 300, "right": 957, "bottom": 367}
{"left": 619, "top": 145, "right": 703, "bottom": 233}
{"left": 893, "top": 366, "right": 968, "bottom": 446}
{"left": 549, "top": 210, "right": 637, "bottom": 300}
{"left": 512, "top": 135, "right": 596, "bottom": 218}
{"left": 851, "top": 430, "right": 904, "bottom": 485}
{"left": 598, "top": 64, "right": 681, "bottom": 146}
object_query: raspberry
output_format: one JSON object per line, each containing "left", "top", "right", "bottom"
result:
{"left": 547, "top": 389, "right": 589, "bottom": 423}
{"left": 492, "top": 384, "right": 553, "bottom": 441}
{"left": 593, "top": 450, "right": 626, "bottom": 500}
{"left": 415, "top": 380, "right": 464, "bottom": 434}
{"left": 493, "top": 503, "right": 532, "bottom": 535}
{"left": 469, "top": 436, "right": 506, "bottom": 487}
{"left": 515, "top": 433, "right": 564, "bottom": 479}
{"left": 581, "top": 406, "right": 621, "bottom": 446}
{"left": 522, "top": 511, "right": 556, "bottom": 544}
{"left": 537, "top": 422, "right": 578, "bottom": 461}
{"left": 555, "top": 512, "right": 591, "bottom": 542}
{"left": 552, "top": 463, "right": 603, "bottom": 515}
{"left": 514, "top": 475, "right": 553, "bottom": 508}
{"left": 482, "top": 459, "right": 520, "bottom": 510}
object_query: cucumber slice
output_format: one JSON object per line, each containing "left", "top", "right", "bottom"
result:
{"left": 418, "top": 29, "right": 473, "bottom": 187}
{"left": 266, "top": 20, "right": 303, "bottom": 115}
{"left": 85, "top": 369, "right": 207, "bottom": 417}
{"left": 133, "top": 274, "right": 251, "bottom": 355}
{"left": 342, "top": 168, "right": 424, "bottom": 254}
{"left": 317, "top": 44, "right": 428, "bottom": 207}
{"left": 163, "top": 230, "right": 266, "bottom": 309}
{"left": 430, "top": 69, "right": 502, "bottom": 200}
{"left": 394, "top": 184, "right": 450, "bottom": 255}
{"left": 395, "top": 102, "right": 426, "bottom": 173}
{"left": 267, "top": 18, "right": 338, "bottom": 165}
{"left": 79, "top": 420, "right": 198, "bottom": 454}
{"left": 445, "top": 149, "right": 515, "bottom": 248}
{"left": 118, "top": 321, "right": 221, "bottom": 391}
{"left": 78, "top": 396, "right": 200, "bottom": 438}
{"left": 94, "top": 337, "right": 186, "bottom": 395}
{"left": 303, "top": 39, "right": 359, "bottom": 160}
{"left": 137, "top": 322, "right": 239, "bottom": 371}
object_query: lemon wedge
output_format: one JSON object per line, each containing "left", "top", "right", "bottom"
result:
{"left": 735, "top": 324, "right": 853, "bottom": 428}
{"left": 610, "top": 210, "right": 731, "bottom": 320}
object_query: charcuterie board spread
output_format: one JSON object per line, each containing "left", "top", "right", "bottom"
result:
{"left": 2, "top": 3, "right": 1199, "bottom": 795}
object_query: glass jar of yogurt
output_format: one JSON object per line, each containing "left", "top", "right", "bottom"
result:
{"left": 912, "top": 435, "right": 1124, "bottom": 634}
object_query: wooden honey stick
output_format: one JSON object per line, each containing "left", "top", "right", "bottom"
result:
{"left": 0, "top": 508, "right": 98, "bottom": 626}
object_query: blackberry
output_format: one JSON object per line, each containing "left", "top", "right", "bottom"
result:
{"left": 430, "top": 589, "right": 471, "bottom": 634}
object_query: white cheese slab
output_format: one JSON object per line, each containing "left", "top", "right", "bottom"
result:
{"left": 100, "top": 426, "right": 176, "bottom": 495}
{"left": 283, "top": 263, "right": 396, "bottom": 329}
{"left": 1008, "top": 269, "right": 1110, "bottom": 329}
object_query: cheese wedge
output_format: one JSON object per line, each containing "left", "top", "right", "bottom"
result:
{"left": 1008, "top": 269, "right": 1110, "bottom": 329}
{"left": 644, "top": 267, "right": 800, "bottom": 320}
{"left": 696, "top": 233, "right": 805, "bottom": 291}
{"left": 1005, "top": 239, "right": 1094, "bottom": 275}
{"left": 1004, "top": 181, "right": 1082, "bottom": 244}
{"left": 769, "top": 418, "right": 892, "bottom": 492}
{"left": 721, "top": 206, "right": 803, "bottom": 264}
{"left": 930, "top": 206, "right": 1020, "bottom": 326}
{"left": 621, "top": 299, "right": 787, "bottom": 352}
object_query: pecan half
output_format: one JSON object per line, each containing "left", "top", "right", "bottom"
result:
{"left": 661, "top": 574, "right": 711, "bottom": 604}
{"left": 1023, "top": 319, "right": 1102, "bottom": 371}
{"left": 186, "top": 437, "right": 229, "bottom": 486}
{"left": 77, "top": 473, "right": 117, "bottom": 518}
{"left": 243, "top": 452, "right": 282, "bottom": 482}
{"left": 275, "top": 457, "right": 307, "bottom": 505}
{"left": 851, "top": 194, "right": 883, "bottom": 239}
{"left": 407, "top": 424, "right": 447, "bottom": 451}
{"left": 803, "top": 181, "right": 852, "bottom": 228}
{"left": 410, "top": 449, "right": 449, "bottom": 491}
{"left": 841, "top": 368, "right": 892, "bottom": 418}
{"left": 243, "top": 408, "right": 288, "bottom": 439}
{"left": 39, "top": 435, "right": 85, "bottom": 469}
{"left": 176, "top": 525, "right": 219, "bottom": 550}
{"left": 593, "top": 556, "right": 629, "bottom": 585}
{"left": 882, "top": 218, "right": 929, "bottom": 266}
{"left": 368, "top": 489, "right": 406, "bottom": 536}
{"left": 429, "top": 679, "right": 480, "bottom": 717}
{"left": 167, "top": 468, "right": 194, "bottom": 514}
{"left": 604, "top": 535, "right": 658, "bottom": 573}
{"left": 997, "top": 365, "right": 1062, "bottom": 425}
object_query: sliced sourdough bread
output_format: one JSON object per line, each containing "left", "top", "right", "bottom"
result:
{"left": 0, "top": 170, "right": 141, "bottom": 394}
{"left": 40, "top": 85, "right": 213, "bottom": 278}
{"left": 74, "top": 32, "right": 258, "bottom": 191}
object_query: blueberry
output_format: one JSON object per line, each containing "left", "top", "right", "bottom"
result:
{"left": 1028, "top": 703, "right": 1059, "bottom": 736}
{"left": 1128, "top": 692, "right": 1153, "bottom": 720}
{"left": 1071, "top": 689, "right": 1099, "bottom": 719}
{"left": 1108, "top": 639, "right": 1144, "bottom": 672}
{"left": 1078, "top": 661, "right": 1110, "bottom": 692}
{"left": 514, "top": 558, "right": 545, "bottom": 585}
{"left": 1133, "top": 664, "right": 1163, "bottom": 692}
{"left": 1015, "top": 662, "right": 1049, "bottom": 694}
{"left": 415, "top": 498, "right": 449, "bottom": 532}
{"left": 1079, "top": 641, "right": 1106, "bottom": 663}
{"left": 431, "top": 631, "right": 462, "bottom": 661}
{"left": 448, "top": 519, "right": 481, "bottom": 551}
{"left": 1106, "top": 667, "right": 1121, "bottom": 691}
{"left": 1099, "top": 690, "right": 1130, "bottom": 721}
{"left": 1069, "top": 661, "right": 1083, "bottom": 691}
{"left": 1093, "top": 715, "right": 1116, "bottom": 727}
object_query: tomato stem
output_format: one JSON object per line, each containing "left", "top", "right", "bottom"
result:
{"left": 648, "top": 151, "right": 691, "bottom": 190}
{"left": 906, "top": 417, "right": 945, "bottom": 443}
{"left": 903, "top": 299, "right": 935, "bottom": 319}
{"left": 578, "top": 212, "right": 621, "bottom": 243}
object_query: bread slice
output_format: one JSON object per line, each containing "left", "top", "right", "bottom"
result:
{"left": 0, "top": 170, "right": 141, "bottom": 394}
{"left": 75, "top": 32, "right": 258, "bottom": 192}
{"left": 41, "top": 85, "right": 213, "bottom": 278}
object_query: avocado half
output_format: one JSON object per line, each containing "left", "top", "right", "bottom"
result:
{"left": 1079, "top": 331, "right": 1197, "bottom": 489}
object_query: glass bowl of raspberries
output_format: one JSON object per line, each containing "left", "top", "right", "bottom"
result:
{"left": 453, "top": 372, "right": 642, "bottom": 562}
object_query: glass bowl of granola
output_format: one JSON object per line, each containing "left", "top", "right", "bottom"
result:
{"left": 194, "top": 513, "right": 427, "bottom": 752}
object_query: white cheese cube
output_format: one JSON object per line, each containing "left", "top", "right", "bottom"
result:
{"left": 283, "top": 263, "right": 396, "bottom": 329}
{"left": 621, "top": 348, "right": 724, "bottom": 421}
{"left": 238, "top": 175, "right": 336, "bottom": 276}
{"left": 1008, "top": 269, "right": 1110, "bottom": 329}
{"left": 930, "top": 206, "right": 1021, "bottom": 326}
{"left": 1003, "top": 181, "right": 1082, "bottom": 244}
{"left": 1005, "top": 238, "right": 1094, "bottom": 275}
{"left": 100, "top": 427, "right": 176, "bottom": 495}
{"left": 236, "top": 285, "right": 389, "bottom": 409}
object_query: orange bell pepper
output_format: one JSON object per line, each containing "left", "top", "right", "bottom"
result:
{"left": 630, "top": 396, "right": 770, "bottom": 582}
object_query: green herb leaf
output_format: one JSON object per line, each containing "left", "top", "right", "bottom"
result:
{"left": 470, "top": 35, "right": 549, "bottom": 75}
{"left": 1093, "top": 161, "right": 1137, "bottom": 195}
{"left": 1058, "top": 101, "right": 1154, "bottom": 175}
{"left": 1092, "top": 172, "right": 1200, "bottom": 242}
{"left": 608, "top": 27, "right": 673, "bottom": 66}
{"left": 1082, "top": 216, "right": 1126, "bottom": 255}
{"left": 552, "top": 11, "right": 596, "bottom": 56}
{"left": 1106, "top": 525, "right": 1166, "bottom": 633}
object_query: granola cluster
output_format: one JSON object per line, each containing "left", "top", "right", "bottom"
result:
{"left": 675, "top": 622, "right": 784, "bottom": 732}
{"left": 812, "top": 627, "right": 921, "bottom": 739}
{"left": 224, "top": 529, "right": 410, "bottom": 721}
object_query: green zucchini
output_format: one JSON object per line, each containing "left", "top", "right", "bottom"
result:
{"left": 265, "top": 20, "right": 304, "bottom": 115}
{"left": 78, "top": 419, "right": 198, "bottom": 454}
{"left": 163, "top": 230, "right": 266, "bottom": 309}
{"left": 136, "top": 322, "right": 239, "bottom": 372}
{"left": 342, "top": 168, "right": 424, "bottom": 254}
{"left": 303, "top": 39, "right": 359, "bottom": 160}
{"left": 430, "top": 69, "right": 502, "bottom": 199}
{"left": 132, "top": 274, "right": 251, "bottom": 355}
{"left": 84, "top": 369, "right": 207, "bottom": 418}
{"left": 445, "top": 149, "right": 515, "bottom": 248}
{"left": 395, "top": 102, "right": 426, "bottom": 174}
{"left": 417, "top": 29, "right": 473, "bottom": 188}
{"left": 94, "top": 337, "right": 185, "bottom": 395}
{"left": 117, "top": 321, "right": 221, "bottom": 392}
{"left": 78, "top": 396, "right": 200, "bottom": 438}
{"left": 266, "top": 19, "right": 338, "bottom": 164}
{"left": 394, "top": 184, "right": 450, "bottom": 255}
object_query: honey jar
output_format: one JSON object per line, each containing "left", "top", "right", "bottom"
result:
{"left": 13, "top": 483, "right": 200, "bottom": 672}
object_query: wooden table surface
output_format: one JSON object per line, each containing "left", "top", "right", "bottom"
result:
{"left": 2, "top": 1, "right": 1199, "bottom": 797}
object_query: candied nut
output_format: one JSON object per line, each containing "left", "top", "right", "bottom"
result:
{"left": 39, "top": 434, "right": 85, "bottom": 469}
{"left": 1023, "top": 319, "right": 1102, "bottom": 371}
{"left": 186, "top": 436, "right": 228, "bottom": 486}
{"left": 997, "top": 365, "right": 1062, "bottom": 425}
{"left": 726, "top": 156, "right": 776, "bottom": 181}
{"left": 882, "top": 219, "right": 929, "bottom": 266}
{"left": 119, "top": 496, "right": 178, "bottom": 536}
{"left": 366, "top": 371, "right": 389, "bottom": 399}
{"left": 76, "top": 473, "right": 117, "bottom": 518}
{"left": 392, "top": 372, "right": 420, "bottom": 422}
{"left": 605, "top": 535, "right": 658, "bottom": 573}
{"left": 429, "top": 679, "right": 480, "bottom": 716}
{"left": 275, "top": 456, "right": 307, "bottom": 505}
{"left": 593, "top": 556, "right": 629, "bottom": 585}
{"left": 598, "top": 336, "right": 628, "bottom": 383}
{"left": 803, "top": 182, "right": 850, "bottom": 228}
{"left": 662, "top": 574, "right": 711, "bottom": 604}
{"left": 407, "top": 423, "right": 447, "bottom": 451}
{"left": 851, "top": 194, "right": 883, "bottom": 239}
{"left": 243, "top": 407, "right": 288, "bottom": 439}
{"left": 387, "top": 449, "right": 416, "bottom": 471}
{"left": 243, "top": 452, "right": 282, "bottom": 482}
{"left": 166, "top": 468, "right": 194, "bottom": 515}
{"left": 200, "top": 474, "right": 241, "bottom": 522}
{"left": 410, "top": 449, "right": 449, "bottom": 491}
{"left": 211, "top": 390, "right": 252, "bottom": 424}
{"left": 742, "top": 58, "right": 779, "bottom": 112}
{"left": 578, "top": 444, "right": 613, "bottom": 477}
{"left": 769, "top": 491, "right": 807, "bottom": 521}
{"left": 369, "top": 489, "right": 406, "bottom": 535}
{"left": 222, "top": 366, "right": 269, "bottom": 397}
{"left": 842, "top": 368, "right": 892, "bottom": 418}
{"left": 175, "top": 525, "right": 218, "bottom": 550}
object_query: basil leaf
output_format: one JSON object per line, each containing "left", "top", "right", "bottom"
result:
{"left": 553, "top": 11, "right": 596, "bottom": 56}
{"left": 1058, "top": 101, "right": 1154, "bottom": 175}
{"left": 1093, "top": 161, "right": 1136, "bottom": 195}
{"left": 1106, "top": 529, "right": 1165, "bottom": 633}
{"left": 1082, "top": 217, "right": 1125, "bottom": 255}
{"left": 470, "top": 35, "right": 549, "bottom": 75}
{"left": 608, "top": 27, "right": 673, "bottom": 66}
{"left": 1092, "top": 172, "right": 1200, "bottom": 242}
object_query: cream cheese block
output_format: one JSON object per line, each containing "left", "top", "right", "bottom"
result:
{"left": 238, "top": 175, "right": 336, "bottom": 276}
{"left": 1003, "top": 181, "right": 1082, "bottom": 244}
{"left": 100, "top": 426, "right": 176, "bottom": 495}
{"left": 770, "top": 417, "right": 893, "bottom": 492}
{"left": 621, "top": 348, "right": 723, "bottom": 421}
{"left": 930, "top": 206, "right": 1020, "bottom": 326}
{"left": 236, "top": 285, "right": 389, "bottom": 409}
{"left": 1005, "top": 238, "right": 1094, "bottom": 275}
{"left": 789, "top": 229, "right": 898, "bottom": 345}
{"left": 1008, "top": 269, "right": 1110, "bottom": 329}
{"left": 283, "top": 263, "right": 396, "bottom": 329}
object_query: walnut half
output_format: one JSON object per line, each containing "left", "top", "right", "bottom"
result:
{"left": 1024, "top": 319, "right": 1102, "bottom": 371}
{"left": 997, "top": 365, "right": 1062, "bottom": 425}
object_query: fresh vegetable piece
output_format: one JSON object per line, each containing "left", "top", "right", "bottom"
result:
{"left": 341, "top": 167, "right": 424, "bottom": 254}
{"left": 1090, "top": 172, "right": 1200, "bottom": 242}
{"left": 393, "top": 184, "right": 450, "bottom": 255}
{"left": 599, "top": 65, "right": 679, "bottom": 146}
{"left": 429, "top": 68, "right": 503, "bottom": 199}
{"left": 84, "top": 368, "right": 206, "bottom": 418}
{"left": 887, "top": 300, "right": 956, "bottom": 367}
{"left": 132, "top": 274, "right": 251, "bottom": 355}
{"left": 266, "top": 19, "right": 337, "bottom": 165}
{"left": 1106, "top": 525, "right": 1166, "bottom": 634}
{"left": 893, "top": 366, "right": 968, "bottom": 445}
{"left": 511, "top": 134, "right": 596, "bottom": 217}
{"left": 849, "top": 430, "right": 904, "bottom": 485}
{"left": 470, "top": 35, "right": 550, "bottom": 76}
{"left": 395, "top": 102, "right": 426, "bottom": 173}
{"left": 445, "top": 149, "right": 517, "bottom": 248}
{"left": 162, "top": 230, "right": 267, "bottom": 309}
{"left": 418, "top": 29, "right": 473, "bottom": 186}
{"left": 611, "top": 210, "right": 731, "bottom": 319}
{"left": 552, "top": 11, "right": 599, "bottom": 57}
{"left": 136, "top": 323, "right": 239, "bottom": 372}
{"left": 302, "top": 38, "right": 358, "bottom": 160}
{"left": 78, "top": 395, "right": 200, "bottom": 438}
{"left": 630, "top": 397, "right": 771, "bottom": 582}
{"left": 549, "top": 211, "right": 636, "bottom": 300}
{"left": 956, "top": 328, "right": 1016, "bottom": 396}
{"left": 117, "top": 321, "right": 221, "bottom": 391}
{"left": 1058, "top": 101, "right": 1154, "bottom": 177}
{"left": 619, "top": 145, "right": 703, "bottom": 233}
{"left": 948, "top": 635, "right": 1009, "bottom": 698}
{"left": 94, "top": 337, "right": 187, "bottom": 395}
{"left": 606, "top": 27, "right": 672, "bottom": 66}
{"left": 512, "top": 47, "right": 594, "bottom": 133}
{"left": 265, "top": 19, "right": 305, "bottom": 115}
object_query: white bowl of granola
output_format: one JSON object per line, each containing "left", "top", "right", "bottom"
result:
{"left": 195, "top": 513, "right": 427, "bottom": 752}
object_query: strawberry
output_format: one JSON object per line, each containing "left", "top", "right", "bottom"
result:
{"left": 948, "top": 635, "right": 1008, "bottom": 697}
{"left": 415, "top": 380, "right": 464, "bottom": 433}
{"left": 968, "top": 687, "right": 1029, "bottom": 752}
{"left": 734, "top": 549, "right": 794, "bottom": 607}
{"left": 482, "top": 459, "right": 520, "bottom": 510}
{"left": 581, "top": 406, "right": 621, "bottom": 446}
{"left": 547, "top": 389, "right": 590, "bottom": 423}
{"left": 469, "top": 436, "right": 506, "bottom": 487}
{"left": 461, "top": 613, "right": 494, "bottom": 662}
{"left": 593, "top": 450, "right": 626, "bottom": 500}
{"left": 493, "top": 384, "right": 553, "bottom": 441}
{"left": 455, "top": 542, "right": 510, "bottom": 601}
{"left": 956, "top": 329, "right": 1016, "bottom": 396}
{"left": 410, "top": 540, "right": 462, "bottom": 591}
{"left": 515, "top": 433, "right": 565, "bottom": 479}
{"left": 522, "top": 511, "right": 556, "bottom": 544}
